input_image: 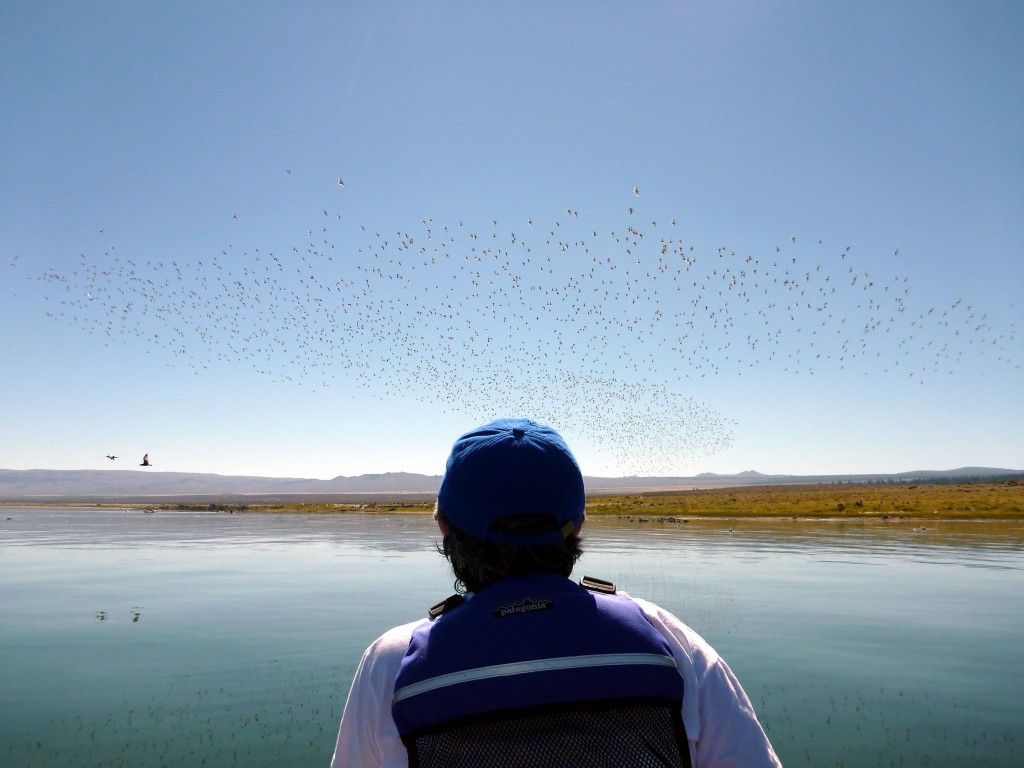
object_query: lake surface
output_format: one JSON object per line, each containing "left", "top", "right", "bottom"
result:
{"left": 1, "top": 508, "right": 1022, "bottom": 767}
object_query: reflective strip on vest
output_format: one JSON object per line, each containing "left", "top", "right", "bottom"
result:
{"left": 393, "top": 652, "right": 678, "bottom": 704}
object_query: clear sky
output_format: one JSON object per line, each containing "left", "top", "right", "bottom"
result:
{"left": 2, "top": 2, "right": 1022, "bottom": 480}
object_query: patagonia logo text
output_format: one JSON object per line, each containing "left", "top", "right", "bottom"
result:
{"left": 494, "top": 598, "right": 555, "bottom": 618}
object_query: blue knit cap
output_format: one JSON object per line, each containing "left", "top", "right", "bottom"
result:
{"left": 437, "top": 418, "right": 586, "bottom": 546}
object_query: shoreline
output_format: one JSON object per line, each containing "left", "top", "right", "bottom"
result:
{"left": 3, "top": 481, "right": 1021, "bottom": 521}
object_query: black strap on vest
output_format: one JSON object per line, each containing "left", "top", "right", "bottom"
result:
{"left": 427, "top": 593, "right": 465, "bottom": 619}
{"left": 429, "top": 575, "right": 616, "bottom": 619}
{"left": 579, "top": 575, "right": 616, "bottom": 594}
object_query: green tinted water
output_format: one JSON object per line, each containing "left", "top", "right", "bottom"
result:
{"left": 1, "top": 509, "right": 1021, "bottom": 767}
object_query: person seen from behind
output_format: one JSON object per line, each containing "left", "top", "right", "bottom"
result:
{"left": 331, "top": 418, "right": 781, "bottom": 767}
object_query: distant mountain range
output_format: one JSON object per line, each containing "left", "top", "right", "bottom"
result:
{"left": 1, "top": 466, "right": 1021, "bottom": 503}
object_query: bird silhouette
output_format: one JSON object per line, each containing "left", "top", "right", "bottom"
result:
{"left": 106, "top": 454, "right": 117, "bottom": 460}
{"left": 140, "top": 454, "right": 151, "bottom": 467}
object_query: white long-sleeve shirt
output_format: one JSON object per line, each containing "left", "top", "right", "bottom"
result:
{"left": 331, "top": 592, "right": 782, "bottom": 767}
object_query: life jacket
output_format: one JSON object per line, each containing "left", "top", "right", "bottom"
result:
{"left": 391, "top": 574, "right": 691, "bottom": 768}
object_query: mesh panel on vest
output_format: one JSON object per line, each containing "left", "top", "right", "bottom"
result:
{"left": 408, "top": 703, "right": 688, "bottom": 768}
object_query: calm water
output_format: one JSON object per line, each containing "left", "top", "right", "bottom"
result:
{"left": 1, "top": 508, "right": 1022, "bottom": 768}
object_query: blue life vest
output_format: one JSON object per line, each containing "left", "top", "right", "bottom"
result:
{"left": 392, "top": 574, "right": 690, "bottom": 767}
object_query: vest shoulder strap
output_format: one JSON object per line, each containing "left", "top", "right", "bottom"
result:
{"left": 579, "top": 575, "right": 617, "bottom": 594}
{"left": 430, "top": 575, "right": 617, "bottom": 617}
{"left": 427, "top": 593, "right": 465, "bottom": 619}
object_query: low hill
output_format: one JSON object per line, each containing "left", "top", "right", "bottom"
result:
{"left": 1, "top": 466, "right": 1021, "bottom": 503}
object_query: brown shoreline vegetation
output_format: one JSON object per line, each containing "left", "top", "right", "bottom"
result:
{"left": 584, "top": 481, "right": 1024, "bottom": 521}
{"left": 50, "top": 480, "right": 1021, "bottom": 521}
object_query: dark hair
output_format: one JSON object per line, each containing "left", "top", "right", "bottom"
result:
{"left": 435, "top": 505, "right": 584, "bottom": 594}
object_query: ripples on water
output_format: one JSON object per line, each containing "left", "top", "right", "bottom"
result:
{"left": 8, "top": 507, "right": 1021, "bottom": 562}
{"left": 586, "top": 515, "right": 1024, "bottom": 561}
{"left": 2, "top": 506, "right": 431, "bottom": 549}
{"left": 2, "top": 508, "right": 1022, "bottom": 768}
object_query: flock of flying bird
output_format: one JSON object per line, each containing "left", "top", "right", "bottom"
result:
{"left": 20, "top": 182, "right": 1019, "bottom": 475}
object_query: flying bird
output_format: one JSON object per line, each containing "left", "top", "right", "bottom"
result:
{"left": 106, "top": 454, "right": 117, "bottom": 460}
{"left": 140, "top": 454, "right": 151, "bottom": 467}
{"left": 33, "top": 186, "right": 1009, "bottom": 476}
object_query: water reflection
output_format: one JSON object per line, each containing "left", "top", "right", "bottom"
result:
{"left": 1, "top": 506, "right": 436, "bottom": 552}
{"left": 584, "top": 515, "right": 1024, "bottom": 568}
{"left": 1, "top": 508, "right": 1022, "bottom": 768}
{"left": 5, "top": 507, "right": 1022, "bottom": 561}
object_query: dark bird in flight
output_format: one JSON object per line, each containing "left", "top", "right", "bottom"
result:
{"left": 106, "top": 454, "right": 117, "bottom": 460}
{"left": 140, "top": 454, "right": 151, "bottom": 467}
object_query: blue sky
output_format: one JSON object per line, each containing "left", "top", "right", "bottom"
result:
{"left": 2, "top": 2, "right": 1021, "bottom": 479}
